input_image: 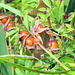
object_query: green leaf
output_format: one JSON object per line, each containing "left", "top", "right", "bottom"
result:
{"left": 25, "top": 60, "right": 33, "bottom": 75}
{"left": 0, "top": 26, "right": 12, "bottom": 75}
{"left": 15, "top": 68, "right": 25, "bottom": 75}
{"left": 43, "top": 0, "right": 51, "bottom": 8}
{"left": 29, "top": 72, "right": 39, "bottom": 75}
{"left": 56, "top": 0, "right": 60, "bottom": 7}
{"left": 37, "top": 13, "right": 45, "bottom": 21}
{"left": 68, "top": 12, "right": 75, "bottom": 21}
{"left": 9, "top": 33, "right": 18, "bottom": 43}
{"left": 0, "top": 55, "right": 37, "bottom": 60}
{"left": 64, "top": 0, "right": 70, "bottom": 7}
{"left": 0, "top": 58, "right": 70, "bottom": 74}
{"left": 60, "top": 56, "right": 74, "bottom": 63}
{"left": 62, "top": 71, "right": 75, "bottom": 75}
{"left": 66, "top": 0, "right": 75, "bottom": 13}
{"left": 0, "top": 3, "right": 20, "bottom": 16}
{"left": 24, "top": 12, "right": 29, "bottom": 30}
{"left": 59, "top": 1, "right": 64, "bottom": 17}
{"left": 6, "top": 30, "right": 17, "bottom": 39}
{"left": 27, "top": 0, "right": 38, "bottom": 3}
{"left": 38, "top": 7, "right": 46, "bottom": 11}
{"left": 17, "top": 59, "right": 25, "bottom": 65}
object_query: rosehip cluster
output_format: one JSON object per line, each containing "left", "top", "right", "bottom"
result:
{"left": 0, "top": 14, "right": 15, "bottom": 30}
{"left": 19, "top": 30, "right": 42, "bottom": 47}
{"left": 18, "top": 19, "right": 61, "bottom": 53}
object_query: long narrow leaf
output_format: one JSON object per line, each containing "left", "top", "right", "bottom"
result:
{"left": 0, "top": 59, "right": 70, "bottom": 74}
{"left": 0, "top": 26, "right": 12, "bottom": 75}
{"left": 0, "top": 3, "right": 20, "bottom": 16}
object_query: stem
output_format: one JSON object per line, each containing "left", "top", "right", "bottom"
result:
{"left": 72, "top": 15, "right": 75, "bottom": 26}
{"left": 9, "top": 37, "right": 14, "bottom": 75}
{"left": 47, "top": 16, "right": 51, "bottom": 28}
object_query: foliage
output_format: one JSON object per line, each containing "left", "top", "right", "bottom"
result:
{"left": 0, "top": 0, "right": 75, "bottom": 75}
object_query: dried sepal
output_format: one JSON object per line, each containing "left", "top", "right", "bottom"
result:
{"left": 47, "top": 47, "right": 60, "bottom": 53}
{"left": 0, "top": 15, "right": 8, "bottom": 19}
{"left": 31, "top": 21, "right": 50, "bottom": 35}
{"left": 7, "top": 27, "right": 16, "bottom": 31}
{"left": 46, "top": 31, "right": 57, "bottom": 36}
{"left": 24, "top": 45, "right": 34, "bottom": 50}
{"left": 18, "top": 34, "right": 27, "bottom": 39}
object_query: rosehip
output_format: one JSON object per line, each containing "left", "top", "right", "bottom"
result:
{"left": 1, "top": 14, "right": 8, "bottom": 23}
{"left": 7, "top": 21, "right": 14, "bottom": 27}
{"left": 51, "top": 40, "right": 59, "bottom": 48}
{"left": 38, "top": 24, "right": 44, "bottom": 35}
{"left": 38, "top": 24, "right": 43, "bottom": 29}
{"left": 25, "top": 37, "right": 33, "bottom": 46}
{"left": 20, "top": 30, "right": 29, "bottom": 40}
{"left": 33, "top": 37, "right": 42, "bottom": 44}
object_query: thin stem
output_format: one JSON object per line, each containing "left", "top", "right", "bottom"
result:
{"left": 47, "top": 16, "right": 51, "bottom": 28}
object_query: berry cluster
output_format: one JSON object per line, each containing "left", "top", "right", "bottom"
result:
{"left": 19, "top": 24, "right": 43, "bottom": 47}
{"left": 19, "top": 23, "right": 60, "bottom": 53}
{"left": 0, "top": 14, "right": 61, "bottom": 53}
{"left": 0, "top": 14, "right": 15, "bottom": 30}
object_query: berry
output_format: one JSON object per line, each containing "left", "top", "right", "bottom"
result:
{"left": 20, "top": 30, "right": 29, "bottom": 40}
{"left": 51, "top": 40, "right": 59, "bottom": 48}
{"left": 38, "top": 24, "right": 43, "bottom": 29}
{"left": 25, "top": 37, "right": 33, "bottom": 46}
{"left": 1, "top": 14, "right": 8, "bottom": 23}
{"left": 38, "top": 24, "right": 44, "bottom": 35}
{"left": 33, "top": 37, "right": 42, "bottom": 44}
{"left": 7, "top": 21, "right": 14, "bottom": 27}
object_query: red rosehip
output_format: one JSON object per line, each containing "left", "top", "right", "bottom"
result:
{"left": 25, "top": 37, "right": 33, "bottom": 46}
{"left": 33, "top": 37, "right": 42, "bottom": 44}
{"left": 1, "top": 14, "right": 8, "bottom": 23}
{"left": 20, "top": 30, "right": 29, "bottom": 40}
{"left": 38, "top": 24, "right": 43, "bottom": 29}
{"left": 7, "top": 21, "right": 14, "bottom": 27}
{"left": 51, "top": 40, "right": 59, "bottom": 48}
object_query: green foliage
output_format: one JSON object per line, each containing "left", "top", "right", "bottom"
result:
{"left": 6, "top": 30, "right": 17, "bottom": 39}
{"left": 60, "top": 56, "right": 74, "bottom": 63}
{"left": 0, "top": 0, "right": 75, "bottom": 75}
{"left": 43, "top": 0, "right": 51, "bottom": 8}
{"left": 0, "top": 3, "right": 20, "bottom": 16}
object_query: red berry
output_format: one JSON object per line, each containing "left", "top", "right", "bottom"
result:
{"left": 20, "top": 30, "right": 29, "bottom": 40}
{"left": 25, "top": 37, "right": 33, "bottom": 46}
{"left": 51, "top": 40, "right": 59, "bottom": 48}
{"left": 1, "top": 14, "right": 8, "bottom": 23}
{"left": 7, "top": 21, "right": 14, "bottom": 27}
{"left": 38, "top": 24, "right": 43, "bottom": 29}
{"left": 38, "top": 24, "right": 44, "bottom": 35}
{"left": 33, "top": 37, "right": 42, "bottom": 44}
